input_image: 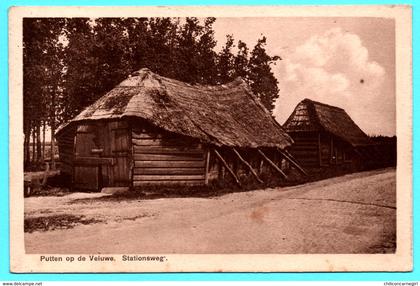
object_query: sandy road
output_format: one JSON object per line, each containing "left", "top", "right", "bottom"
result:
{"left": 25, "top": 168, "right": 396, "bottom": 254}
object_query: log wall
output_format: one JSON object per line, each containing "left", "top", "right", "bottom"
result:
{"left": 319, "top": 134, "right": 331, "bottom": 166}
{"left": 288, "top": 132, "right": 320, "bottom": 168}
{"left": 289, "top": 131, "right": 354, "bottom": 169}
{"left": 132, "top": 127, "right": 206, "bottom": 187}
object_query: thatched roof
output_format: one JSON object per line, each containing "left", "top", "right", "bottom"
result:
{"left": 57, "top": 68, "right": 293, "bottom": 149}
{"left": 283, "top": 98, "right": 370, "bottom": 147}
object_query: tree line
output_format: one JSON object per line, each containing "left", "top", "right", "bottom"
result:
{"left": 23, "top": 17, "right": 281, "bottom": 169}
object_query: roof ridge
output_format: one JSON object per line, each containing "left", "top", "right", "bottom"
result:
{"left": 131, "top": 68, "right": 246, "bottom": 90}
{"left": 302, "top": 98, "right": 345, "bottom": 111}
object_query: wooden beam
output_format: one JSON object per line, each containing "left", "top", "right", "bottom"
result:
{"left": 213, "top": 149, "right": 242, "bottom": 187}
{"left": 232, "top": 148, "right": 264, "bottom": 184}
{"left": 279, "top": 149, "right": 308, "bottom": 177}
{"left": 204, "top": 148, "right": 211, "bottom": 185}
{"left": 132, "top": 138, "right": 197, "bottom": 147}
{"left": 133, "top": 146, "right": 203, "bottom": 154}
{"left": 74, "top": 157, "right": 114, "bottom": 166}
{"left": 135, "top": 160, "right": 204, "bottom": 168}
{"left": 132, "top": 132, "right": 163, "bottom": 139}
{"left": 257, "top": 149, "right": 288, "bottom": 180}
{"left": 133, "top": 180, "right": 203, "bottom": 187}
{"left": 133, "top": 174, "right": 205, "bottom": 181}
{"left": 134, "top": 154, "right": 203, "bottom": 161}
{"left": 290, "top": 145, "right": 318, "bottom": 150}
{"left": 334, "top": 147, "right": 338, "bottom": 164}
{"left": 134, "top": 167, "right": 204, "bottom": 175}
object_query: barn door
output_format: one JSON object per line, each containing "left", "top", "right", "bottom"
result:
{"left": 110, "top": 122, "right": 131, "bottom": 187}
{"left": 74, "top": 124, "right": 100, "bottom": 190}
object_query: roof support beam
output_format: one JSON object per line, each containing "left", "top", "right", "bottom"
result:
{"left": 257, "top": 149, "right": 288, "bottom": 180}
{"left": 214, "top": 149, "right": 242, "bottom": 187}
{"left": 232, "top": 148, "right": 264, "bottom": 184}
{"left": 279, "top": 149, "right": 308, "bottom": 177}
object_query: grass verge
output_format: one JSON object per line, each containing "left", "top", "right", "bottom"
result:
{"left": 24, "top": 214, "right": 102, "bottom": 233}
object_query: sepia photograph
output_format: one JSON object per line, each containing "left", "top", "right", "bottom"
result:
{"left": 9, "top": 5, "right": 412, "bottom": 272}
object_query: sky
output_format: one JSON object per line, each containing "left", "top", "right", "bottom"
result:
{"left": 212, "top": 17, "right": 396, "bottom": 136}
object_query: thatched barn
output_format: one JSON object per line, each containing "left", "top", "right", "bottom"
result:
{"left": 283, "top": 98, "right": 372, "bottom": 169}
{"left": 56, "top": 68, "right": 303, "bottom": 191}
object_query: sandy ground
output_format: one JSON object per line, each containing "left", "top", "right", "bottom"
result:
{"left": 25, "top": 168, "right": 396, "bottom": 254}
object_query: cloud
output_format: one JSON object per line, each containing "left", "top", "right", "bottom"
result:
{"left": 273, "top": 27, "right": 392, "bottom": 136}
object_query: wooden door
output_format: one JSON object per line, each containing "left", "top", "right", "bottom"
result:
{"left": 110, "top": 122, "right": 131, "bottom": 187}
{"left": 74, "top": 124, "right": 100, "bottom": 190}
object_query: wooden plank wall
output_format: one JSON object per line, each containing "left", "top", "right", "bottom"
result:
{"left": 290, "top": 132, "right": 353, "bottom": 168}
{"left": 207, "top": 154, "right": 220, "bottom": 182}
{"left": 331, "top": 139, "right": 348, "bottom": 165}
{"left": 57, "top": 126, "right": 76, "bottom": 176}
{"left": 288, "top": 132, "right": 320, "bottom": 168}
{"left": 319, "top": 133, "right": 332, "bottom": 166}
{"left": 132, "top": 127, "right": 206, "bottom": 187}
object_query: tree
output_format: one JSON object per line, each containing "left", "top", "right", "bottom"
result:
{"left": 143, "top": 17, "right": 179, "bottom": 78}
{"left": 217, "top": 34, "right": 236, "bottom": 83}
{"left": 194, "top": 17, "right": 218, "bottom": 84}
{"left": 93, "top": 18, "right": 132, "bottom": 92}
{"left": 23, "top": 18, "right": 46, "bottom": 166}
{"left": 173, "top": 17, "right": 219, "bottom": 84}
{"left": 124, "top": 17, "right": 150, "bottom": 72}
{"left": 247, "top": 36, "right": 281, "bottom": 113}
{"left": 60, "top": 18, "right": 95, "bottom": 122}
{"left": 172, "top": 17, "right": 201, "bottom": 83}
{"left": 233, "top": 40, "right": 249, "bottom": 80}
{"left": 23, "top": 18, "right": 65, "bottom": 168}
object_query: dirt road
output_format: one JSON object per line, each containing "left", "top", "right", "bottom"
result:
{"left": 25, "top": 168, "right": 396, "bottom": 254}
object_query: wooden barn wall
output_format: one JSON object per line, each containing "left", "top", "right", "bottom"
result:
{"left": 320, "top": 134, "right": 352, "bottom": 166}
{"left": 132, "top": 125, "right": 206, "bottom": 187}
{"left": 57, "top": 126, "right": 76, "bottom": 176}
{"left": 207, "top": 153, "right": 220, "bottom": 182}
{"left": 319, "top": 133, "right": 331, "bottom": 166}
{"left": 288, "top": 132, "right": 320, "bottom": 168}
{"left": 289, "top": 131, "right": 354, "bottom": 168}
